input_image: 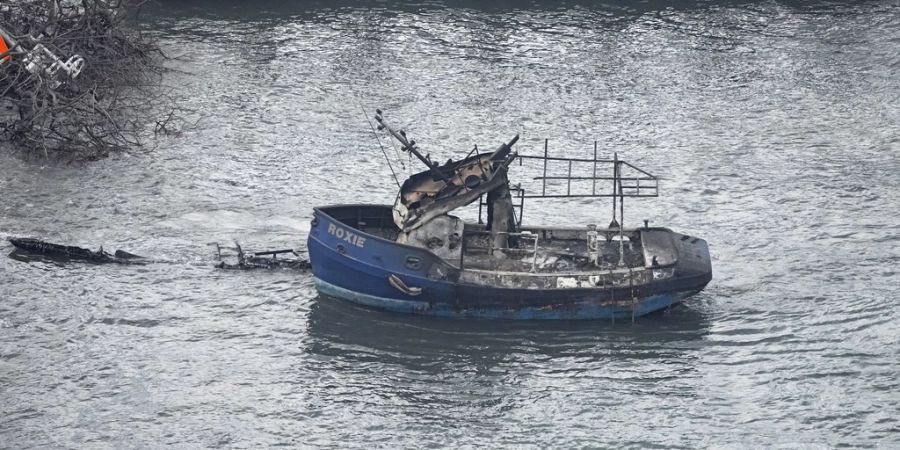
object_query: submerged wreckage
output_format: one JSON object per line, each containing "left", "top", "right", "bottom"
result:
{"left": 307, "top": 111, "right": 712, "bottom": 320}
{"left": 7, "top": 238, "right": 309, "bottom": 270}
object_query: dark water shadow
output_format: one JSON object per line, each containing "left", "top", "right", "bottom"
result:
{"left": 140, "top": 0, "right": 887, "bottom": 61}
{"left": 145, "top": 0, "right": 786, "bottom": 21}
{"left": 146, "top": 0, "right": 883, "bottom": 20}
{"left": 304, "top": 295, "right": 711, "bottom": 373}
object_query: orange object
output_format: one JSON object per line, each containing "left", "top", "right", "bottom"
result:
{"left": 0, "top": 36, "right": 9, "bottom": 62}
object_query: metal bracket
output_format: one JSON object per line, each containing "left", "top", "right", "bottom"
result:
{"left": 388, "top": 274, "right": 423, "bottom": 296}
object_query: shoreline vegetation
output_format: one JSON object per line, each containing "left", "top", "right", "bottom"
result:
{"left": 0, "top": 0, "right": 176, "bottom": 161}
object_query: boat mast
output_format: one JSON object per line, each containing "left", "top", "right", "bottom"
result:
{"left": 374, "top": 110, "right": 452, "bottom": 185}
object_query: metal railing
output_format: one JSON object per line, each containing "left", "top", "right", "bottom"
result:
{"left": 518, "top": 139, "right": 658, "bottom": 199}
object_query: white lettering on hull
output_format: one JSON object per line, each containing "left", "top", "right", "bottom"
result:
{"left": 327, "top": 222, "right": 367, "bottom": 248}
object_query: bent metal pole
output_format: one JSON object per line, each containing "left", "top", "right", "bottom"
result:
{"left": 375, "top": 112, "right": 453, "bottom": 184}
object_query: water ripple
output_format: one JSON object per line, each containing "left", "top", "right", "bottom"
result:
{"left": 2, "top": 0, "right": 899, "bottom": 447}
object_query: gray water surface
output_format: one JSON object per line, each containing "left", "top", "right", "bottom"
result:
{"left": 1, "top": 0, "right": 899, "bottom": 447}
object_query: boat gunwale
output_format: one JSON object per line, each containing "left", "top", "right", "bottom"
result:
{"left": 314, "top": 203, "right": 681, "bottom": 247}
{"left": 313, "top": 204, "right": 695, "bottom": 276}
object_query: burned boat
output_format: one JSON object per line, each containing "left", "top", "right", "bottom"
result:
{"left": 307, "top": 112, "right": 712, "bottom": 320}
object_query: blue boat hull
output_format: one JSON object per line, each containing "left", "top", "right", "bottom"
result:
{"left": 314, "top": 277, "right": 698, "bottom": 320}
{"left": 308, "top": 204, "right": 711, "bottom": 320}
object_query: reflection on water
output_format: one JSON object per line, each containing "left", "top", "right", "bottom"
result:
{"left": 306, "top": 296, "right": 711, "bottom": 373}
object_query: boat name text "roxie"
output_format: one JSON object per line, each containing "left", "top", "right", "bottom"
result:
{"left": 327, "top": 223, "right": 367, "bottom": 248}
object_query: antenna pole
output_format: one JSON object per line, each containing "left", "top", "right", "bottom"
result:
{"left": 375, "top": 112, "right": 452, "bottom": 184}
{"left": 361, "top": 105, "right": 400, "bottom": 188}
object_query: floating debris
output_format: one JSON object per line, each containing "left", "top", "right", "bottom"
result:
{"left": 8, "top": 237, "right": 146, "bottom": 264}
{"left": 7, "top": 237, "right": 310, "bottom": 271}
{"left": 214, "top": 242, "right": 311, "bottom": 271}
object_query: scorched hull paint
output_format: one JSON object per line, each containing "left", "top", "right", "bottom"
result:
{"left": 314, "top": 277, "right": 700, "bottom": 320}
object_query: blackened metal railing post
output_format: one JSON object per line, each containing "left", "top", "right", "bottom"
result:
{"left": 617, "top": 158, "right": 626, "bottom": 268}
{"left": 460, "top": 231, "right": 466, "bottom": 269}
{"left": 592, "top": 141, "right": 598, "bottom": 196}
{"left": 611, "top": 152, "right": 618, "bottom": 224}
{"left": 477, "top": 194, "right": 484, "bottom": 224}
{"left": 542, "top": 139, "right": 548, "bottom": 196}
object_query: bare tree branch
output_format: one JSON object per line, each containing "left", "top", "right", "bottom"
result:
{"left": 1, "top": 0, "right": 175, "bottom": 160}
